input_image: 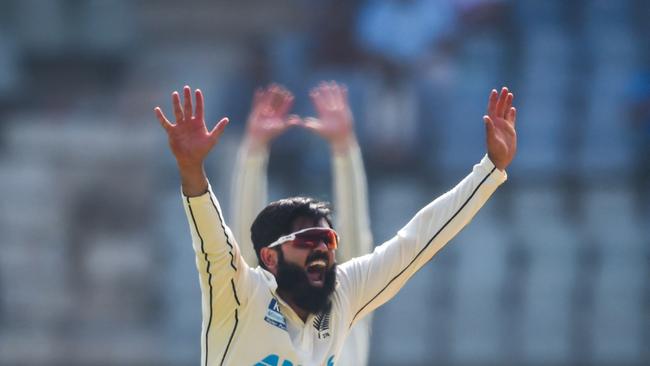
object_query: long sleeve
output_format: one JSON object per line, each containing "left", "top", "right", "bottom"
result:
{"left": 230, "top": 141, "right": 269, "bottom": 267}
{"left": 332, "top": 141, "right": 373, "bottom": 263}
{"left": 332, "top": 141, "right": 374, "bottom": 366}
{"left": 339, "top": 155, "right": 507, "bottom": 326}
{"left": 183, "top": 186, "right": 253, "bottom": 365}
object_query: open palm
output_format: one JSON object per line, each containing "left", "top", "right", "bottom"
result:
{"left": 303, "top": 82, "right": 355, "bottom": 149}
{"left": 154, "top": 86, "right": 228, "bottom": 168}
{"left": 484, "top": 87, "right": 517, "bottom": 171}
{"left": 245, "top": 84, "right": 296, "bottom": 146}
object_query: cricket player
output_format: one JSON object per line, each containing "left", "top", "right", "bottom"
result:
{"left": 230, "top": 82, "right": 373, "bottom": 365}
{"left": 153, "top": 84, "right": 517, "bottom": 366}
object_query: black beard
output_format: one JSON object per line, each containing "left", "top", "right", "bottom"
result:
{"left": 275, "top": 251, "right": 336, "bottom": 314}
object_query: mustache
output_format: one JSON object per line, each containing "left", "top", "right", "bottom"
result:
{"left": 276, "top": 256, "right": 337, "bottom": 314}
{"left": 305, "top": 251, "right": 330, "bottom": 265}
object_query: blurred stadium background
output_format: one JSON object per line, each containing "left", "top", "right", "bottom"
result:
{"left": 0, "top": 0, "right": 648, "bottom": 365}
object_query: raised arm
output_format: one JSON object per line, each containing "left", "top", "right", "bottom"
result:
{"left": 155, "top": 86, "right": 251, "bottom": 364}
{"left": 230, "top": 85, "right": 297, "bottom": 266}
{"left": 304, "top": 82, "right": 373, "bottom": 262}
{"left": 340, "top": 87, "right": 517, "bottom": 325}
{"left": 305, "top": 81, "right": 374, "bottom": 366}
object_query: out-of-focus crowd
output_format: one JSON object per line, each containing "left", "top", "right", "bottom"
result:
{"left": 0, "top": 1, "right": 647, "bottom": 365}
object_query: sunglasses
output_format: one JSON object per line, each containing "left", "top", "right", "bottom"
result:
{"left": 267, "top": 227, "right": 339, "bottom": 250}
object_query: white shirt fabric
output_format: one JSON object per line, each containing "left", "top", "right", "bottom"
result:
{"left": 184, "top": 155, "right": 506, "bottom": 366}
{"left": 230, "top": 141, "right": 373, "bottom": 366}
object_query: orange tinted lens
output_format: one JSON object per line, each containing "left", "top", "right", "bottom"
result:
{"left": 293, "top": 229, "right": 338, "bottom": 250}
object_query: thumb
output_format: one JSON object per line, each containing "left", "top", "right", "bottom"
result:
{"left": 287, "top": 114, "right": 303, "bottom": 127}
{"left": 209, "top": 117, "right": 230, "bottom": 145}
{"left": 301, "top": 117, "right": 322, "bottom": 132}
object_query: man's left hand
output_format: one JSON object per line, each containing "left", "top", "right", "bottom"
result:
{"left": 484, "top": 87, "right": 517, "bottom": 171}
{"left": 303, "top": 81, "right": 357, "bottom": 153}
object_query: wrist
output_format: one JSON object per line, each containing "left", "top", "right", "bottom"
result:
{"left": 243, "top": 135, "right": 271, "bottom": 155}
{"left": 330, "top": 134, "right": 358, "bottom": 155}
{"left": 176, "top": 160, "right": 205, "bottom": 173}
{"left": 486, "top": 154, "right": 507, "bottom": 172}
{"left": 178, "top": 163, "right": 209, "bottom": 197}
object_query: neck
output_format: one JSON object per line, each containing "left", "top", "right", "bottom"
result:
{"left": 277, "top": 289, "right": 310, "bottom": 322}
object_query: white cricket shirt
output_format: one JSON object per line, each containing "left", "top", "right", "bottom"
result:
{"left": 230, "top": 140, "right": 374, "bottom": 365}
{"left": 183, "top": 155, "right": 506, "bottom": 366}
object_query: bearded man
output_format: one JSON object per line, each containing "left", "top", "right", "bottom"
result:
{"left": 153, "top": 84, "right": 517, "bottom": 366}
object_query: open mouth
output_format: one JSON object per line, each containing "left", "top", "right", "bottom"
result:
{"left": 306, "top": 259, "right": 327, "bottom": 287}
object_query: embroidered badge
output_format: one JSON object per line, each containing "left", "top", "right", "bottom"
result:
{"left": 264, "top": 299, "right": 287, "bottom": 331}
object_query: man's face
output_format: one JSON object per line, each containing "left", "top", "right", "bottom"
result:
{"left": 279, "top": 217, "right": 336, "bottom": 287}
{"left": 273, "top": 217, "right": 337, "bottom": 314}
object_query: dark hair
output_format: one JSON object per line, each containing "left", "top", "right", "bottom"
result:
{"left": 251, "top": 196, "right": 333, "bottom": 267}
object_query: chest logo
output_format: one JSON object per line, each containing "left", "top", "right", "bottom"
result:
{"left": 264, "top": 299, "right": 287, "bottom": 331}
{"left": 313, "top": 310, "right": 331, "bottom": 339}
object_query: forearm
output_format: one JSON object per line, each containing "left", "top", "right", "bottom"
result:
{"left": 343, "top": 155, "right": 507, "bottom": 323}
{"left": 398, "top": 155, "right": 506, "bottom": 264}
{"left": 183, "top": 184, "right": 251, "bottom": 337}
{"left": 333, "top": 137, "right": 373, "bottom": 262}
{"left": 230, "top": 138, "right": 270, "bottom": 266}
{"left": 184, "top": 185, "right": 235, "bottom": 255}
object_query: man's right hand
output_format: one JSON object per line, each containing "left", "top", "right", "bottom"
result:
{"left": 154, "top": 85, "right": 229, "bottom": 196}
{"left": 244, "top": 84, "right": 298, "bottom": 151}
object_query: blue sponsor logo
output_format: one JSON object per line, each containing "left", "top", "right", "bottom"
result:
{"left": 255, "top": 354, "right": 294, "bottom": 366}
{"left": 264, "top": 299, "right": 287, "bottom": 331}
{"left": 327, "top": 355, "right": 335, "bottom": 365}
{"left": 255, "top": 353, "right": 335, "bottom": 366}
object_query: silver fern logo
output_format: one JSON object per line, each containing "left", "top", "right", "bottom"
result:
{"left": 313, "top": 310, "right": 331, "bottom": 339}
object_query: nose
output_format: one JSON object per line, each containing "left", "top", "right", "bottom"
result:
{"left": 313, "top": 240, "right": 329, "bottom": 252}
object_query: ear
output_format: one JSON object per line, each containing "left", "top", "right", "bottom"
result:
{"left": 260, "top": 247, "right": 279, "bottom": 273}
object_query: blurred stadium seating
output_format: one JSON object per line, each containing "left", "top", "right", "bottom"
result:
{"left": 0, "top": 0, "right": 647, "bottom": 365}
